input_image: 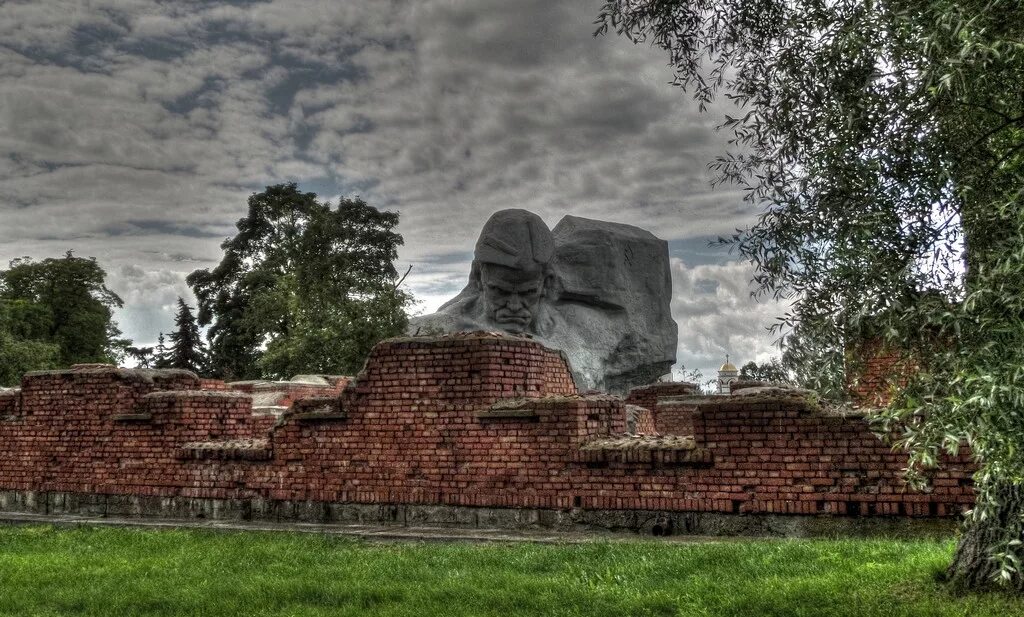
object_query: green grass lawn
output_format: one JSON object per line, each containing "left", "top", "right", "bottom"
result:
{"left": 1, "top": 526, "right": 1022, "bottom": 616}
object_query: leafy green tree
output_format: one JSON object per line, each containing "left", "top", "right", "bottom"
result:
{"left": 738, "top": 358, "right": 792, "bottom": 385}
{"left": 166, "top": 298, "right": 207, "bottom": 374}
{"left": 0, "top": 252, "right": 126, "bottom": 368}
{"left": 778, "top": 323, "right": 848, "bottom": 397}
{"left": 188, "top": 183, "right": 412, "bottom": 380}
{"left": 0, "top": 301, "right": 59, "bottom": 386}
{"left": 0, "top": 331, "right": 59, "bottom": 387}
{"left": 598, "top": 0, "right": 1024, "bottom": 588}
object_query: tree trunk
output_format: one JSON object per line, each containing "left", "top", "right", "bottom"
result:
{"left": 947, "top": 481, "right": 1024, "bottom": 591}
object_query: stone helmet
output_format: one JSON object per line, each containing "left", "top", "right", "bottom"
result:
{"left": 474, "top": 209, "right": 554, "bottom": 272}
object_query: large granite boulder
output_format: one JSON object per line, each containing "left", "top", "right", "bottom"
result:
{"left": 409, "top": 209, "right": 677, "bottom": 394}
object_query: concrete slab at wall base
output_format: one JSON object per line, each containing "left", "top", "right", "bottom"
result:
{"left": 0, "top": 491, "right": 957, "bottom": 540}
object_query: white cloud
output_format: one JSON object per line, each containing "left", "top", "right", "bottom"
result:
{"left": 669, "top": 258, "right": 791, "bottom": 385}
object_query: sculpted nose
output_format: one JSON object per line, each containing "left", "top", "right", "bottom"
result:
{"left": 506, "top": 294, "right": 524, "bottom": 310}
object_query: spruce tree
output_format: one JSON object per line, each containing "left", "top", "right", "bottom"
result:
{"left": 166, "top": 299, "right": 206, "bottom": 374}
{"left": 125, "top": 345, "right": 155, "bottom": 368}
{"left": 153, "top": 333, "right": 170, "bottom": 369}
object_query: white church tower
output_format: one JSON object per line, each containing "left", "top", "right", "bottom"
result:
{"left": 717, "top": 355, "right": 739, "bottom": 395}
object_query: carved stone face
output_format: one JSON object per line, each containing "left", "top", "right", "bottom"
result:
{"left": 478, "top": 262, "right": 547, "bottom": 334}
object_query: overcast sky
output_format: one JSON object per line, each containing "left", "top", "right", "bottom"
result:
{"left": 0, "top": 0, "right": 789, "bottom": 383}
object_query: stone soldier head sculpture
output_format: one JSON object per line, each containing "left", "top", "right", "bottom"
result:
{"left": 408, "top": 208, "right": 678, "bottom": 394}
{"left": 470, "top": 209, "right": 555, "bottom": 334}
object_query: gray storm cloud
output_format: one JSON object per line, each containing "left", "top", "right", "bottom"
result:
{"left": 0, "top": 0, "right": 783, "bottom": 378}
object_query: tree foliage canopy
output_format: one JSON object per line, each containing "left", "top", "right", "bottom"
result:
{"left": 0, "top": 252, "right": 126, "bottom": 384}
{"left": 739, "top": 358, "right": 792, "bottom": 385}
{"left": 187, "top": 184, "right": 412, "bottom": 380}
{"left": 0, "top": 324, "right": 59, "bottom": 388}
{"left": 598, "top": 0, "right": 1024, "bottom": 588}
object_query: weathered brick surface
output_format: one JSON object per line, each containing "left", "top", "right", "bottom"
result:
{"left": 233, "top": 378, "right": 351, "bottom": 434}
{"left": 199, "top": 379, "right": 228, "bottom": 391}
{"left": 0, "top": 334, "right": 974, "bottom": 519}
{"left": 847, "top": 338, "right": 914, "bottom": 407}
{"left": 625, "top": 405, "right": 657, "bottom": 435}
{"left": 669, "top": 393, "right": 973, "bottom": 516}
{"left": 624, "top": 382, "right": 698, "bottom": 431}
{"left": 654, "top": 396, "right": 698, "bottom": 435}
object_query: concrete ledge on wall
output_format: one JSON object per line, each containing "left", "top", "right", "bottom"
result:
{"left": 477, "top": 398, "right": 541, "bottom": 419}
{"left": 292, "top": 411, "right": 348, "bottom": 422}
{"left": 287, "top": 397, "right": 347, "bottom": 422}
{"left": 24, "top": 365, "right": 200, "bottom": 387}
{"left": 478, "top": 394, "right": 621, "bottom": 421}
{"left": 142, "top": 390, "right": 250, "bottom": 402}
{"left": 576, "top": 435, "right": 713, "bottom": 467}
{"left": 112, "top": 413, "right": 153, "bottom": 422}
{"left": 178, "top": 438, "right": 272, "bottom": 461}
{"left": 659, "top": 390, "right": 820, "bottom": 416}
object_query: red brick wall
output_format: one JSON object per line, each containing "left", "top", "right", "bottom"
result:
{"left": 199, "top": 379, "right": 228, "bottom": 390}
{"left": 626, "top": 405, "right": 657, "bottom": 435}
{"left": 0, "top": 335, "right": 974, "bottom": 518}
{"left": 231, "top": 378, "right": 352, "bottom": 434}
{"left": 624, "top": 382, "right": 698, "bottom": 410}
{"left": 654, "top": 397, "right": 697, "bottom": 435}
{"left": 624, "top": 382, "right": 699, "bottom": 432}
{"left": 675, "top": 393, "right": 973, "bottom": 516}
{"left": 847, "top": 338, "right": 914, "bottom": 407}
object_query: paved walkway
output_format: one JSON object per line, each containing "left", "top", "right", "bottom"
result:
{"left": 0, "top": 511, "right": 734, "bottom": 544}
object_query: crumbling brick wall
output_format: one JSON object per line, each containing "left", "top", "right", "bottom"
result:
{"left": 847, "top": 337, "right": 916, "bottom": 407}
{"left": 654, "top": 392, "right": 973, "bottom": 516}
{"left": 652, "top": 396, "right": 697, "bottom": 435}
{"left": 625, "top": 382, "right": 699, "bottom": 406}
{"left": 624, "top": 381, "right": 698, "bottom": 429}
{"left": 0, "top": 334, "right": 974, "bottom": 519}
